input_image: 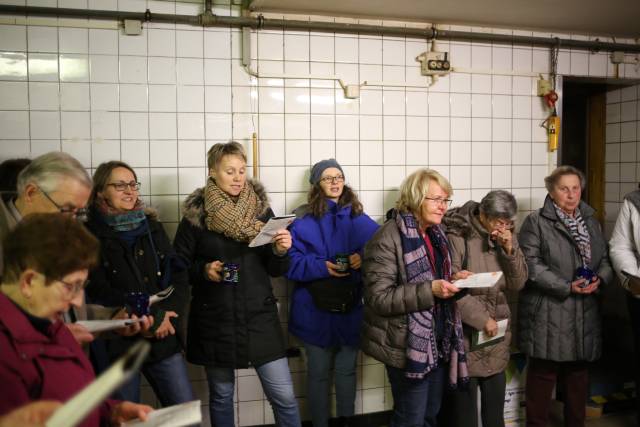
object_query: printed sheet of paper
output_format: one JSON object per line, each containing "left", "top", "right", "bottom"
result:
{"left": 76, "top": 318, "right": 141, "bottom": 333}
{"left": 149, "top": 285, "right": 174, "bottom": 305}
{"left": 46, "top": 341, "right": 149, "bottom": 427}
{"left": 454, "top": 271, "right": 503, "bottom": 288}
{"left": 474, "top": 319, "right": 509, "bottom": 345}
{"left": 248, "top": 215, "right": 296, "bottom": 247}
{"left": 123, "top": 400, "right": 202, "bottom": 427}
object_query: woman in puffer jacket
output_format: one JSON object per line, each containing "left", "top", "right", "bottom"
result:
{"left": 287, "top": 159, "right": 378, "bottom": 427}
{"left": 173, "top": 141, "right": 300, "bottom": 427}
{"left": 441, "top": 190, "right": 527, "bottom": 427}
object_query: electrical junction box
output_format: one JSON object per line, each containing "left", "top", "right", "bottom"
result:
{"left": 124, "top": 19, "right": 143, "bottom": 36}
{"left": 416, "top": 51, "right": 451, "bottom": 76}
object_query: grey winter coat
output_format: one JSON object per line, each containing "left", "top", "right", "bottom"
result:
{"left": 517, "top": 195, "right": 613, "bottom": 362}
{"left": 360, "top": 217, "right": 436, "bottom": 368}
{"left": 444, "top": 201, "right": 527, "bottom": 377}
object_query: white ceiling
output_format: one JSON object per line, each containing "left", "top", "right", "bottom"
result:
{"left": 248, "top": 0, "right": 640, "bottom": 39}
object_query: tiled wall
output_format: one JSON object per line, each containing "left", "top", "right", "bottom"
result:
{"left": 1, "top": 0, "right": 640, "bottom": 425}
{"left": 604, "top": 85, "right": 640, "bottom": 237}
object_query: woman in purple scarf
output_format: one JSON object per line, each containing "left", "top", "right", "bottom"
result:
{"left": 361, "top": 168, "right": 468, "bottom": 427}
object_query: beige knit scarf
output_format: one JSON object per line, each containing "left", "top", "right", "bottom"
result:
{"left": 204, "top": 177, "right": 265, "bottom": 242}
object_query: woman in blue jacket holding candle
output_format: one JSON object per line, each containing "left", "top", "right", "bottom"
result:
{"left": 287, "top": 159, "right": 379, "bottom": 427}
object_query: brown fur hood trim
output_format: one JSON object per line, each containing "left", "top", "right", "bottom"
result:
{"left": 143, "top": 206, "right": 160, "bottom": 222}
{"left": 181, "top": 179, "right": 270, "bottom": 229}
{"left": 442, "top": 200, "right": 480, "bottom": 239}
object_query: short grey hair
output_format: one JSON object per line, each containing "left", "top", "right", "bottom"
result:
{"left": 479, "top": 190, "right": 518, "bottom": 221}
{"left": 544, "top": 165, "right": 586, "bottom": 193}
{"left": 16, "top": 152, "right": 92, "bottom": 194}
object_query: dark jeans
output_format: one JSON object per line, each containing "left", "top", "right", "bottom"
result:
{"left": 115, "top": 352, "right": 195, "bottom": 406}
{"left": 440, "top": 371, "right": 506, "bottom": 427}
{"left": 628, "top": 295, "right": 640, "bottom": 425}
{"left": 525, "top": 357, "right": 589, "bottom": 427}
{"left": 304, "top": 342, "right": 358, "bottom": 427}
{"left": 386, "top": 364, "right": 446, "bottom": 427}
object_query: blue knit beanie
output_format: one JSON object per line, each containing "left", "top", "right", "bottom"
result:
{"left": 309, "top": 159, "right": 344, "bottom": 185}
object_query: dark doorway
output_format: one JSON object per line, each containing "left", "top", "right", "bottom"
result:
{"left": 560, "top": 79, "right": 607, "bottom": 225}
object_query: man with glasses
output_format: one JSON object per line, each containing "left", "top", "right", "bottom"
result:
{"left": 0, "top": 152, "right": 149, "bottom": 345}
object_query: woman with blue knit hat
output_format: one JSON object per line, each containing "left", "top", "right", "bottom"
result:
{"left": 287, "top": 159, "right": 378, "bottom": 427}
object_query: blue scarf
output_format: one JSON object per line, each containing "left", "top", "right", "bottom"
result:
{"left": 395, "top": 210, "right": 468, "bottom": 387}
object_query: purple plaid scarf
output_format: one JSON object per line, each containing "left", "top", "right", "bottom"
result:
{"left": 395, "top": 210, "right": 469, "bottom": 387}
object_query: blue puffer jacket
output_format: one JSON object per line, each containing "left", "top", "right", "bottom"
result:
{"left": 287, "top": 200, "right": 379, "bottom": 347}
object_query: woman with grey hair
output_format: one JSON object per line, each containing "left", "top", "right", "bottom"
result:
{"left": 441, "top": 190, "right": 527, "bottom": 427}
{"left": 518, "top": 165, "right": 612, "bottom": 427}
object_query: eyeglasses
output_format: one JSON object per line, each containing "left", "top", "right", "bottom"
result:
{"left": 106, "top": 181, "right": 141, "bottom": 192}
{"left": 38, "top": 187, "right": 88, "bottom": 222}
{"left": 424, "top": 197, "right": 452, "bottom": 207}
{"left": 52, "top": 276, "right": 89, "bottom": 300}
{"left": 489, "top": 218, "right": 514, "bottom": 230}
{"left": 320, "top": 175, "right": 345, "bottom": 184}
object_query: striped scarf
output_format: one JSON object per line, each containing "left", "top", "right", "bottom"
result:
{"left": 94, "top": 195, "right": 146, "bottom": 232}
{"left": 204, "top": 177, "right": 265, "bottom": 242}
{"left": 553, "top": 202, "right": 592, "bottom": 267}
{"left": 395, "top": 210, "right": 468, "bottom": 387}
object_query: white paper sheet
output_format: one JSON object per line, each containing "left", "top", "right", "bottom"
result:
{"left": 46, "top": 341, "right": 150, "bottom": 427}
{"left": 454, "top": 271, "right": 503, "bottom": 288}
{"left": 76, "top": 318, "right": 141, "bottom": 333}
{"left": 149, "top": 285, "right": 175, "bottom": 305}
{"left": 123, "top": 400, "right": 202, "bottom": 427}
{"left": 248, "top": 215, "right": 296, "bottom": 247}
{"left": 475, "top": 319, "right": 509, "bottom": 345}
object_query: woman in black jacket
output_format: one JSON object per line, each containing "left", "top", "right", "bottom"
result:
{"left": 85, "top": 161, "right": 194, "bottom": 406}
{"left": 173, "top": 141, "right": 300, "bottom": 427}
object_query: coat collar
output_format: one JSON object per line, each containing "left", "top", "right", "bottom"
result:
{"left": 181, "top": 179, "right": 271, "bottom": 229}
{"left": 0, "top": 293, "right": 62, "bottom": 345}
{"left": 540, "top": 194, "right": 595, "bottom": 222}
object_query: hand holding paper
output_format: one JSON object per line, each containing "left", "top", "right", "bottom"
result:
{"left": 248, "top": 215, "right": 296, "bottom": 248}
{"left": 454, "top": 271, "right": 503, "bottom": 288}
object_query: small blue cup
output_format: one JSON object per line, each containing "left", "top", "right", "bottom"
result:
{"left": 126, "top": 291, "right": 150, "bottom": 316}
{"left": 575, "top": 266, "right": 597, "bottom": 287}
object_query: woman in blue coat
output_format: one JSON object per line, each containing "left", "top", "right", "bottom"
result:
{"left": 287, "top": 159, "right": 379, "bottom": 427}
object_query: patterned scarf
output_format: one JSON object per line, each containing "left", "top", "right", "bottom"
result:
{"left": 204, "top": 177, "right": 265, "bottom": 242}
{"left": 553, "top": 202, "right": 592, "bottom": 267}
{"left": 95, "top": 195, "right": 146, "bottom": 232}
{"left": 395, "top": 210, "right": 468, "bottom": 387}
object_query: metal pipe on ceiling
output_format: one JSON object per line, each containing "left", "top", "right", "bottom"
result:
{"left": 1, "top": 4, "right": 639, "bottom": 53}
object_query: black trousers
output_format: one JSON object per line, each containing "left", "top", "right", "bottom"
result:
{"left": 440, "top": 371, "right": 506, "bottom": 427}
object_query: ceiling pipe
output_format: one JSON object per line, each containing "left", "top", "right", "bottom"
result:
{"left": 1, "top": 4, "right": 639, "bottom": 53}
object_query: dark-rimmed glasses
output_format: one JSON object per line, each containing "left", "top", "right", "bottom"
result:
{"left": 38, "top": 187, "right": 88, "bottom": 222}
{"left": 106, "top": 181, "right": 141, "bottom": 192}
{"left": 320, "top": 175, "right": 345, "bottom": 184}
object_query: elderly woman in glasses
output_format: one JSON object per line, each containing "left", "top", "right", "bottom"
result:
{"left": 0, "top": 213, "right": 152, "bottom": 426}
{"left": 440, "top": 190, "right": 527, "bottom": 427}
{"left": 84, "top": 161, "right": 194, "bottom": 407}
{"left": 361, "top": 168, "right": 467, "bottom": 427}
{"left": 518, "top": 166, "right": 612, "bottom": 427}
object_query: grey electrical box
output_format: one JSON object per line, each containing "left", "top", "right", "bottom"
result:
{"left": 124, "top": 19, "right": 143, "bottom": 36}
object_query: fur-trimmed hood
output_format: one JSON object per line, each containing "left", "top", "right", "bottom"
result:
{"left": 181, "top": 179, "right": 270, "bottom": 229}
{"left": 442, "top": 200, "right": 483, "bottom": 239}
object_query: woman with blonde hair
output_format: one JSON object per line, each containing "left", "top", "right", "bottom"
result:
{"left": 361, "top": 168, "right": 468, "bottom": 427}
{"left": 174, "top": 141, "right": 300, "bottom": 427}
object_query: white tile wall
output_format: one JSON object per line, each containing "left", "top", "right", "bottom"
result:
{"left": 1, "top": 2, "right": 638, "bottom": 425}
{"left": 604, "top": 84, "right": 640, "bottom": 237}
